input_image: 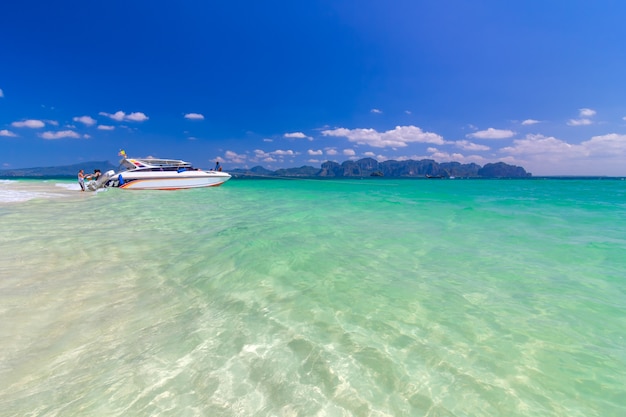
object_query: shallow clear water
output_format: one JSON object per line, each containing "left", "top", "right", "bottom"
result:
{"left": 1, "top": 178, "right": 625, "bottom": 416}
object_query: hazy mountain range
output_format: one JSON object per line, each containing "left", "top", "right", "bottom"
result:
{"left": 230, "top": 158, "right": 531, "bottom": 178}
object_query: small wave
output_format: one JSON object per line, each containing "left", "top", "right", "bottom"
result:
{"left": 0, "top": 179, "right": 17, "bottom": 184}
{"left": 0, "top": 189, "right": 64, "bottom": 203}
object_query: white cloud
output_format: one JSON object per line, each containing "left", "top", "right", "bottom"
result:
{"left": 579, "top": 108, "right": 596, "bottom": 117}
{"left": 99, "top": 111, "right": 149, "bottom": 122}
{"left": 225, "top": 150, "right": 247, "bottom": 163}
{"left": 521, "top": 119, "right": 540, "bottom": 125}
{"left": 371, "top": 108, "right": 382, "bottom": 114}
{"left": 273, "top": 149, "right": 296, "bottom": 156}
{"left": 567, "top": 108, "right": 596, "bottom": 126}
{"left": 97, "top": 125, "right": 115, "bottom": 131}
{"left": 467, "top": 128, "right": 515, "bottom": 140}
{"left": 73, "top": 115, "right": 96, "bottom": 126}
{"left": 567, "top": 118, "right": 592, "bottom": 126}
{"left": 405, "top": 110, "right": 412, "bottom": 115}
{"left": 455, "top": 140, "right": 490, "bottom": 151}
{"left": 497, "top": 132, "right": 626, "bottom": 175}
{"left": 0, "top": 129, "right": 17, "bottom": 137}
{"left": 425, "top": 150, "right": 488, "bottom": 165}
{"left": 284, "top": 132, "right": 312, "bottom": 141}
{"left": 11, "top": 119, "right": 45, "bottom": 128}
{"left": 322, "top": 125, "right": 444, "bottom": 148}
{"left": 39, "top": 130, "right": 81, "bottom": 140}
{"left": 325, "top": 148, "right": 338, "bottom": 155}
{"left": 99, "top": 111, "right": 125, "bottom": 121}
{"left": 184, "top": 113, "right": 205, "bottom": 120}
{"left": 581, "top": 133, "right": 626, "bottom": 156}
{"left": 126, "top": 112, "right": 149, "bottom": 122}
{"left": 500, "top": 134, "right": 578, "bottom": 156}
{"left": 343, "top": 149, "right": 356, "bottom": 156}
{"left": 253, "top": 149, "right": 290, "bottom": 163}
{"left": 308, "top": 149, "right": 323, "bottom": 155}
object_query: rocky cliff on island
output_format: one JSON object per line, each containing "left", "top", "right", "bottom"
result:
{"left": 232, "top": 158, "right": 531, "bottom": 178}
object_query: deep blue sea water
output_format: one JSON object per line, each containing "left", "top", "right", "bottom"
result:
{"left": 1, "top": 178, "right": 625, "bottom": 416}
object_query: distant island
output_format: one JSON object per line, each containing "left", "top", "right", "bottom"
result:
{"left": 0, "top": 158, "right": 530, "bottom": 178}
{"left": 230, "top": 158, "right": 531, "bottom": 178}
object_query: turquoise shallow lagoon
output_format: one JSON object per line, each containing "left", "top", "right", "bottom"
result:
{"left": 1, "top": 178, "right": 625, "bottom": 416}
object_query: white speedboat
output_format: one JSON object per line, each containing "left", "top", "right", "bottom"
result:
{"left": 91, "top": 157, "right": 231, "bottom": 190}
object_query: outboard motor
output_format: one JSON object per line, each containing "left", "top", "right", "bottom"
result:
{"left": 87, "top": 170, "right": 115, "bottom": 191}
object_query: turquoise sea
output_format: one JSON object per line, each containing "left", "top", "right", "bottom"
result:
{"left": 1, "top": 178, "right": 625, "bottom": 417}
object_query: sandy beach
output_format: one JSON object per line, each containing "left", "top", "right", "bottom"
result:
{"left": 0, "top": 179, "right": 97, "bottom": 204}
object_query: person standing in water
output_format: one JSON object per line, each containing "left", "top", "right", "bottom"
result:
{"left": 78, "top": 169, "right": 86, "bottom": 191}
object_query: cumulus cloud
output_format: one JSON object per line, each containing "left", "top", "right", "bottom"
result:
{"left": 322, "top": 125, "right": 444, "bottom": 148}
{"left": 184, "top": 113, "right": 205, "bottom": 120}
{"left": 126, "top": 112, "right": 149, "bottom": 122}
{"left": 254, "top": 149, "right": 276, "bottom": 162}
{"left": 284, "top": 132, "right": 313, "bottom": 141}
{"left": 0, "top": 129, "right": 17, "bottom": 137}
{"left": 343, "top": 149, "right": 356, "bottom": 156}
{"left": 467, "top": 128, "right": 515, "bottom": 140}
{"left": 581, "top": 133, "right": 626, "bottom": 156}
{"left": 73, "top": 115, "right": 96, "bottom": 126}
{"left": 500, "top": 134, "right": 579, "bottom": 156}
{"left": 11, "top": 119, "right": 45, "bottom": 128}
{"left": 521, "top": 119, "right": 540, "bottom": 125}
{"left": 325, "top": 148, "right": 338, "bottom": 155}
{"left": 579, "top": 108, "right": 596, "bottom": 117}
{"left": 97, "top": 125, "right": 115, "bottom": 131}
{"left": 371, "top": 108, "right": 382, "bottom": 114}
{"left": 225, "top": 150, "right": 247, "bottom": 164}
{"left": 252, "top": 149, "right": 295, "bottom": 163}
{"left": 308, "top": 149, "right": 323, "bottom": 155}
{"left": 497, "top": 132, "right": 626, "bottom": 175}
{"left": 99, "top": 111, "right": 149, "bottom": 122}
{"left": 455, "top": 140, "right": 490, "bottom": 151}
{"left": 568, "top": 108, "right": 596, "bottom": 126}
{"left": 273, "top": 149, "right": 296, "bottom": 156}
{"left": 39, "top": 130, "right": 81, "bottom": 140}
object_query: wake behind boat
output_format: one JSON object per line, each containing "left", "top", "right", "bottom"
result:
{"left": 89, "top": 157, "right": 231, "bottom": 191}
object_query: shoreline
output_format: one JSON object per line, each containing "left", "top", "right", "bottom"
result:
{"left": 0, "top": 178, "right": 95, "bottom": 204}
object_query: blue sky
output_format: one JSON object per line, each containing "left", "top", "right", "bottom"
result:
{"left": 2, "top": 0, "right": 626, "bottom": 176}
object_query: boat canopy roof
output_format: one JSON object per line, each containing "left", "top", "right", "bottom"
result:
{"left": 120, "top": 158, "right": 192, "bottom": 170}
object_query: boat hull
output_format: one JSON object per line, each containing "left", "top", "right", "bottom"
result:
{"left": 116, "top": 171, "right": 231, "bottom": 190}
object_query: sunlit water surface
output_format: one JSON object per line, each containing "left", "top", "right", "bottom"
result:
{"left": 1, "top": 178, "right": 624, "bottom": 416}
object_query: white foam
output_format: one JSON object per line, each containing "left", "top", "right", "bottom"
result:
{"left": 55, "top": 183, "right": 82, "bottom": 191}
{"left": 0, "top": 189, "right": 64, "bottom": 203}
{"left": 0, "top": 181, "right": 81, "bottom": 203}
